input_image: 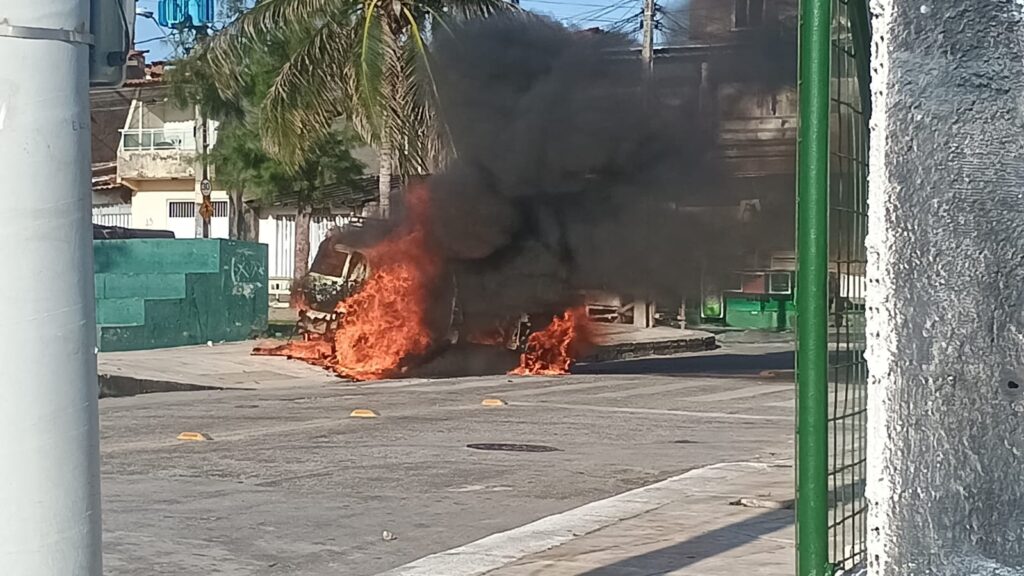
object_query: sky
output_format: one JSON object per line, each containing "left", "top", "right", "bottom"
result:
{"left": 132, "top": 0, "right": 658, "bottom": 62}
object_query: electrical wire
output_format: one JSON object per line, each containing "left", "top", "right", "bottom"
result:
{"left": 657, "top": 9, "right": 688, "bottom": 33}
{"left": 561, "top": 0, "right": 635, "bottom": 25}
{"left": 135, "top": 35, "right": 170, "bottom": 46}
{"left": 520, "top": 0, "right": 612, "bottom": 7}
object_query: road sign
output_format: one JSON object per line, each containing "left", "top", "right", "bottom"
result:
{"left": 200, "top": 178, "right": 212, "bottom": 196}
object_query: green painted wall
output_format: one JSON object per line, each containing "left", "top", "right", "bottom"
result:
{"left": 94, "top": 239, "right": 268, "bottom": 351}
{"left": 723, "top": 296, "right": 797, "bottom": 331}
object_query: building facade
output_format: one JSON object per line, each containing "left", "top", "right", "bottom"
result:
{"left": 656, "top": 0, "right": 800, "bottom": 328}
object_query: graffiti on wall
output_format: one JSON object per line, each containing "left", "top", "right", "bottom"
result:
{"left": 230, "top": 247, "right": 266, "bottom": 298}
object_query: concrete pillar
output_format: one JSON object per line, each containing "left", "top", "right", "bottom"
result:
{"left": 0, "top": 0, "right": 103, "bottom": 572}
{"left": 866, "top": 0, "right": 1024, "bottom": 573}
{"left": 632, "top": 299, "right": 654, "bottom": 328}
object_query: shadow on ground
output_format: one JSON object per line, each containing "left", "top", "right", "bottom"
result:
{"left": 408, "top": 346, "right": 797, "bottom": 379}
{"left": 579, "top": 505, "right": 792, "bottom": 575}
{"left": 578, "top": 481, "right": 865, "bottom": 575}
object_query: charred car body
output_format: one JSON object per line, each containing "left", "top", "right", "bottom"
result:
{"left": 292, "top": 216, "right": 544, "bottom": 357}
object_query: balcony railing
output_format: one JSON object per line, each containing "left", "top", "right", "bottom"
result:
{"left": 120, "top": 128, "right": 196, "bottom": 152}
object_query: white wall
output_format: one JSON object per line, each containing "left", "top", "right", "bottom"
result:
{"left": 130, "top": 189, "right": 230, "bottom": 238}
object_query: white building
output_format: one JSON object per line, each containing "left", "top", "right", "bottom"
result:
{"left": 90, "top": 65, "right": 379, "bottom": 292}
{"left": 115, "top": 88, "right": 231, "bottom": 238}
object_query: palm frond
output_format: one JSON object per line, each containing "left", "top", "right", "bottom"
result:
{"left": 357, "top": 0, "right": 388, "bottom": 137}
{"left": 260, "top": 17, "right": 357, "bottom": 165}
{"left": 421, "top": 0, "right": 518, "bottom": 22}
{"left": 193, "top": 0, "right": 351, "bottom": 102}
{"left": 232, "top": 0, "right": 344, "bottom": 36}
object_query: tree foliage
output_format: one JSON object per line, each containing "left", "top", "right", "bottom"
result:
{"left": 169, "top": 14, "right": 365, "bottom": 279}
{"left": 169, "top": 23, "right": 364, "bottom": 208}
{"left": 176, "top": 0, "right": 517, "bottom": 198}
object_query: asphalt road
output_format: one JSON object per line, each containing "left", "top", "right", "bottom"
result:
{"left": 100, "top": 343, "right": 795, "bottom": 576}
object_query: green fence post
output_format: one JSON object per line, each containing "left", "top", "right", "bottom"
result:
{"left": 797, "top": 0, "right": 832, "bottom": 574}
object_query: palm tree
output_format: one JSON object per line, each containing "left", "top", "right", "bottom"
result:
{"left": 170, "top": 33, "right": 363, "bottom": 283}
{"left": 189, "top": 0, "right": 516, "bottom": 218}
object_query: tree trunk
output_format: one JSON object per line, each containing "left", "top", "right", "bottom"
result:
{"left": 294, "top": 202, "right": 312, "bottom": 281}
{"left": 378, "top": 136, "right": 392, "bottom": 219}
{"left": 228, "top": 188, "right": 245, "bottom": 240}
{"left": 244, "top": 205, "right": 259, "bottom": 243}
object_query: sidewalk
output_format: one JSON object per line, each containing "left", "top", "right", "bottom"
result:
{"left": 384, "top": 461, "right": 794, "bottom": 576}
{"left": 98, "top": 341, "right": 336, "bottom": 391}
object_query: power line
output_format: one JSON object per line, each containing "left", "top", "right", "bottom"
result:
{"left": 605, "top": 10, "right": 643, "bottom": 32}
{"left": 135, "top": 35, "right": 170, "bottom": 45}
{"left": 562, "top": 0, "right": 635, "bottom": 25}
{"left": 658, "top": 9, "right": 688, "bottom": 33}
{"left": 520, "top": 0, "right": 612, "bottom": 7}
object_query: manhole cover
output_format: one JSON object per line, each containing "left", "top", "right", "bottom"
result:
{"left": 466, "top": 443, "right": 560, "bottom": 453}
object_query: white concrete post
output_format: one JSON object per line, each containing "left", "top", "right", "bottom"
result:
{"left": 632, "top": 299, "right": 654, "bottom": 328}
{"left": 867, "top": 0, "right": 1024, "bottom": 573}
{"left": 0, "top": 0, "right": 103, "bottom": 573}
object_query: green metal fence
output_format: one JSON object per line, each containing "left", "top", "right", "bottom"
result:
{"left": 796, "top": 0, "right": 870, "bottom": 574}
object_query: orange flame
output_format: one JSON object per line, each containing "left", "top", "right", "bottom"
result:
{"left": 330, "top": 219, "right": 441, "bottom": 379}
{"left": 330, "top": 185, "right": 440, "bottom": 380}
{"left": 254, "top": 184, "right": 442, "bottom": 381}
{"left": 509, "top": 308, "right": 590, "bottom": 376}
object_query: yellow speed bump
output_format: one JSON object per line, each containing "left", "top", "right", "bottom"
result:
{"left": 481, "top": 398, "right": 508, "bottom": 407}
{"left": 177, "top": 431, "right": 212, "bottom": 441}
{"left": 349, "top": 408, "right": 380, "bottom": 418}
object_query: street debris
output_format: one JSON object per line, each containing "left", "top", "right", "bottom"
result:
{"left": 729, "top": 497, "right": 794, "bottom": 510}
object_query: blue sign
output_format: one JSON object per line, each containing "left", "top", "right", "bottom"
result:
{"left": 157, "top": 0, "right": 216, "bottom": 27}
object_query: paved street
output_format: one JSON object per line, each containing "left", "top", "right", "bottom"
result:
{"left": 99, "top": 342, "right": 795, "bottom": 575}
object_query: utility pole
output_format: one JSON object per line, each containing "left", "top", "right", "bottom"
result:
{"left": 637, "top": 0, "right": 657, "bottom": 328}
{"left": 195, "top": 104, "right": 212, "bottom": 238}
{"left": 641, "top": 0, "right": 656, "bottom": 76}
{"left": 0, "top": 0, "right": 103, "bottom": 573}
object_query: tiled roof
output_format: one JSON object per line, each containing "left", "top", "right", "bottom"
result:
{"left": 122, "top": 77, "right": 164, "bottom": 87}
{"left": 93, "top": 182, "right": 127, "bottom": 192}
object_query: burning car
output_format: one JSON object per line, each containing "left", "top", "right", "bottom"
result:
{"left": 258, "top": 191, "right": 589, "bottom": 381}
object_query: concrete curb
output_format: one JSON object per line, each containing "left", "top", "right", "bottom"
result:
{"left": 583, "top": 334, "right": 717, "bottom": 363}
{"left": 97, "top": 374, "right": 223, "bottom": 398}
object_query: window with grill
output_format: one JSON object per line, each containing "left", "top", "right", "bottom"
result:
{"left": 168, "top": 201, "right": 195, "bottom": 218}
{"left": 734, "top": 0, "right": 764, "bottom": 28}
{"left": 168, "top": 201, "right": 228, "bottom": 218}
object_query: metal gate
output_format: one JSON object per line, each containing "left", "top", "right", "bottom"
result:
{"left": 796, "top": 0, "right": 870, "bottom": 574}
{"left": 92, "top": 204, "right": 132, "bottom": 228}
{"left": 261, "top": 214, "right": 352, "bottom": 279}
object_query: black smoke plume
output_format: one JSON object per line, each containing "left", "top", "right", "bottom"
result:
{"left": 417, "top": 15, "right": 793, "bottom": 331}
